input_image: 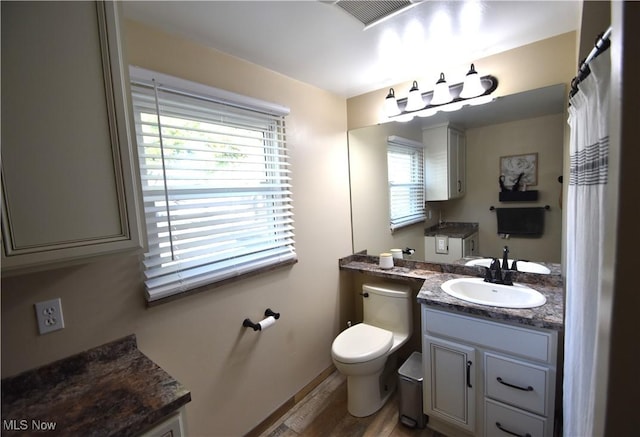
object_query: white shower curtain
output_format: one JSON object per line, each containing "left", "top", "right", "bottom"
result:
{"left": 564, "top": 48, "right": 610, "bottom": 436}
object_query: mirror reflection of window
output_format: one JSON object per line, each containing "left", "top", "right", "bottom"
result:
{"left": 387, "top": 136, "right": 425, "bottom": 231}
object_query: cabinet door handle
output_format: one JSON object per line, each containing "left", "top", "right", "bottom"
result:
{"left": 495, "top": 422, "right": 532, "bottom": 437}
{"left": 466, "top": 360, "right": 473, "bottom": 388}
{"left": 458, "top": 180, "right": 462, "bottom": 192}
{"left": 497, "top": 377, "right": 534, "bottom": 391}
{"left": 471, "top": 240, "right": 475, "bottom": 251}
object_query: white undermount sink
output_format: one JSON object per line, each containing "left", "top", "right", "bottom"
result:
{"left": 465, "top": 258, "right": 551, "bottom": 274}
{"left": 441, "top": 277, "right": 547, "bottom": 309}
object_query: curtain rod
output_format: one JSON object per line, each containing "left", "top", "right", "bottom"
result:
{"left": 570, "top": 26, "right": 612, "bottom": 98}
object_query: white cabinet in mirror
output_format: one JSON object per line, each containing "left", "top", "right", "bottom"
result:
{"left": 423, "top": 124, "right": 466, "bottom": 201}
{"left": 1, "top": 1, "right": 145, "bottom": 273}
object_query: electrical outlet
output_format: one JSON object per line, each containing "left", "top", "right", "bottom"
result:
{"left": 34, "top": 298, "right": 65, "bottom": 335}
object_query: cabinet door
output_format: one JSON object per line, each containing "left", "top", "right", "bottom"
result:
{"left": 423, "top": 335, "right": 476, "bottom": 432}
{"left": 1, "top": 2, "right": 145, "bottom": 272}
{"left": 463, "top": 233, "right": 479, "bottom": 257}
{"left": 423, "top": 126, "right": 449, "bottom": 201}
{"left": 448, "top": 128, "right": 466, "bottom": 199}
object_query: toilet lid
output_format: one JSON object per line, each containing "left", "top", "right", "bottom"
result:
{"left": 332, "top": 323, "right": 393, "bottom": 364}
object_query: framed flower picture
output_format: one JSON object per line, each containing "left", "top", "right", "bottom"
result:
{"left": 500, "top": 153, "right": 538, "bottom": 188}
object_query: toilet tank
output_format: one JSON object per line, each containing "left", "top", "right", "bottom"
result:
{"left": 362, "top": 282, "right": 412, "bottom": 337}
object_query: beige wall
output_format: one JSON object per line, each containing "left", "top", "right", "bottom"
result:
{"left": 1, "top": 20, "right": 353, "bottom": 436}
{"left": 347, "top": 31, "right": 577, "bottom": 131}
{"left": 444, "top": 114, "right": 564, "bottom": 262}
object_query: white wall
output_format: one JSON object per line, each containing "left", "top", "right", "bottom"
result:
{"left": 0, "top": 20, "right": 353, "bottom": 436}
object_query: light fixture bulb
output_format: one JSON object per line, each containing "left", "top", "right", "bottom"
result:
{"left": 405, "top": 81, "right": 425, "bottom": 112}
{"left": 460, "top": 64, "right": 485, "bottom": 98}
{"left": 384, "top": 88, "right": 401, "bottom": 117}
{"left": 430, "top": 73, "right": 453, "bottom": 105}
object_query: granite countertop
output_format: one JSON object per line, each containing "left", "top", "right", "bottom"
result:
{"left": 340, "top": 254, "right": 564, "bottom": 331}
{"left": 1, "top": 335, "right": 191, "bottom": 437}
{"left": 424, "top": 222, "right": 478, "bottom": 238}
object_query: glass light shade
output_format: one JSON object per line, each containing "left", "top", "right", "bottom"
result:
{"left": 430, "top": 73, "right": 453, "bottom": 105}
{"left": 384, "top": 88, "right": 401, "bottom": 117}
{"left": 459, "top": 64, "right": 485, "bottom": 98}
{"left": 405, "top": 81, "right": 425, "bottom": 111}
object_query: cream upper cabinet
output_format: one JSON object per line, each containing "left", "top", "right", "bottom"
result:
{"left": 423, "top": 125, "right": 466, "bottom": 201}
{"left": 1, "top": 1, "right": 145, "bottom": 272}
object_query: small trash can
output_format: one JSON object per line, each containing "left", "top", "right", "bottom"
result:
{"left": 398, "top": 351, "right": 427, "bottom": 428}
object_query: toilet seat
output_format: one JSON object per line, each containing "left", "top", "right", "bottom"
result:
{"left": 332, "top": 323, "right": 393, "bottom": 364}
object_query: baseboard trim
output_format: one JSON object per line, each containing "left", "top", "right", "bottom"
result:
{"left": 245, "top": 364, "right": 336, "bottom": 437}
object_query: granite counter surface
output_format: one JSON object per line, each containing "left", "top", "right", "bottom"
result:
{"left": 340, "top": 254, "right": 564, "bottom": 331}
{"left": 1, "top": 335, "right": 191, "bottom": 437}
{"left": 424, "top": 222, "right": 478, "bottom": 238}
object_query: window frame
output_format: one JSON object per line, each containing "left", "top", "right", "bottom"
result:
{"left": 129, "top": 67, "right": 295, "bottom": 304}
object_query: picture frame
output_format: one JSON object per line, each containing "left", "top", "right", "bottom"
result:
{"left": 500, "top": 153, "right": 538, "bottom": 188}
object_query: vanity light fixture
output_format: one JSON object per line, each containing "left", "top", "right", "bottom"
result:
{"left": 383, "top": 64, "right": 499, "bottom": 121}
{"left": 405, "top": 81, "right": 426, "bottom": 111}
{"left": 459, "top": 64, "right": 485, "bottom": 98}
{"left": 430, "top": 73, "right": 453, "bottom": 105}
{"left": 384, "top": 88, "right": 401, "bottom": 117}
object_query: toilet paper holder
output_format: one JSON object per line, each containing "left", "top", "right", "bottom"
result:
{"left": 243, "top": 308, "right": 280, "bottom": 331}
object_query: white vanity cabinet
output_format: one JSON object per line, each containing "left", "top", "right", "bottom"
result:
{"left": 423, "top": 335, "right": 477, "bottom": 432}
{"left": 1, "top": 1, "right": 145, "bottom": 272}
{"left": 422, "top": 306, "right": 559, "bottom": 437}
{"left": 423, "top": 124, "right": 466, "bottom": 201}
{"left": 424, "top": 232, "right": 479, "bottom": 263}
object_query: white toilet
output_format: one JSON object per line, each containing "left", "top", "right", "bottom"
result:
{"left": 331, "top": 282, "right": 413, "bottom": 417}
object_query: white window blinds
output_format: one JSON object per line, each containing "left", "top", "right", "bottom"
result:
{"left": 387, "top": 135, "right": 425, "bottom": 231}
{"left": 129, "top": 67, "right": 295, "bottom": 303}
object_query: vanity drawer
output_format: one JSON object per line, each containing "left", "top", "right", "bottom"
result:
{"left": 485, "top": 353, "right": 549, "bottom": 416}
{"left": 485, "top": 398, "right": 547, "bottom": 437}
{"left": 423, "top": 308, "right": 555, "bottom": 363}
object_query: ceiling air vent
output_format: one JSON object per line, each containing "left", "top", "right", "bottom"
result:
{"left": 334, "top": 0, "right": 417, "bottom": 29}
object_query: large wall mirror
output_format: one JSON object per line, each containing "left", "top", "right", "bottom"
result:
{"left": 348, "top": 84, "right": 566, "bottom": 265}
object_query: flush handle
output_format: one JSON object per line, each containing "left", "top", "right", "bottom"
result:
{"left": 360, "top": 292, "right": 369, "bottom": 297}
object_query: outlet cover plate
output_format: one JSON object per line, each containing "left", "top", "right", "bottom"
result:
{"left": 34, "top": 298, "right": 65, "bottom": 334}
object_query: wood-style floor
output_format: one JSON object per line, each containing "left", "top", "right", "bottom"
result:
{"left": 258, "top": 371, "right": 446, "bottom": 437}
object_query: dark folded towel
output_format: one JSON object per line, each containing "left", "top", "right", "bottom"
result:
{"left": 496, "top": 207, "right": 545, "bottom": 237}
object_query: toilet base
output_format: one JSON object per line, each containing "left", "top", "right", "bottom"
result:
{"left": 346, "top": 354, "right": 398, "bottom": 417}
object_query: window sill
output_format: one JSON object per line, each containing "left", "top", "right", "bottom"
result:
{"left": 145, "top": 258, "right": 298, "bottom": 307}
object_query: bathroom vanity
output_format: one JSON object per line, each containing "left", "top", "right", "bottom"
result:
{"left": 339, "top": 254, "right": 563, "bottom": 437}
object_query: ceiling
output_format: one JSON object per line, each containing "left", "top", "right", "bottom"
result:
{"left": 122, "top": 1, "right": 581, "bottom": 99}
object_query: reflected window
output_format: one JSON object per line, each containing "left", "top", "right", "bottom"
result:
{"left": 387, "top": 136, "right": 425, "bottom": 231}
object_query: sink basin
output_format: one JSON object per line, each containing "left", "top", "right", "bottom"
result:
{"left": 441, "top": 278, "right": 547, "bottom": 308}
{"left": 465, "top": 258, "right": 551, "bottom": 274}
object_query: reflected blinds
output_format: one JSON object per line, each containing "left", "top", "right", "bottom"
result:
{"left": 387, "top": 135, "right": 425, "bottom": 231}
